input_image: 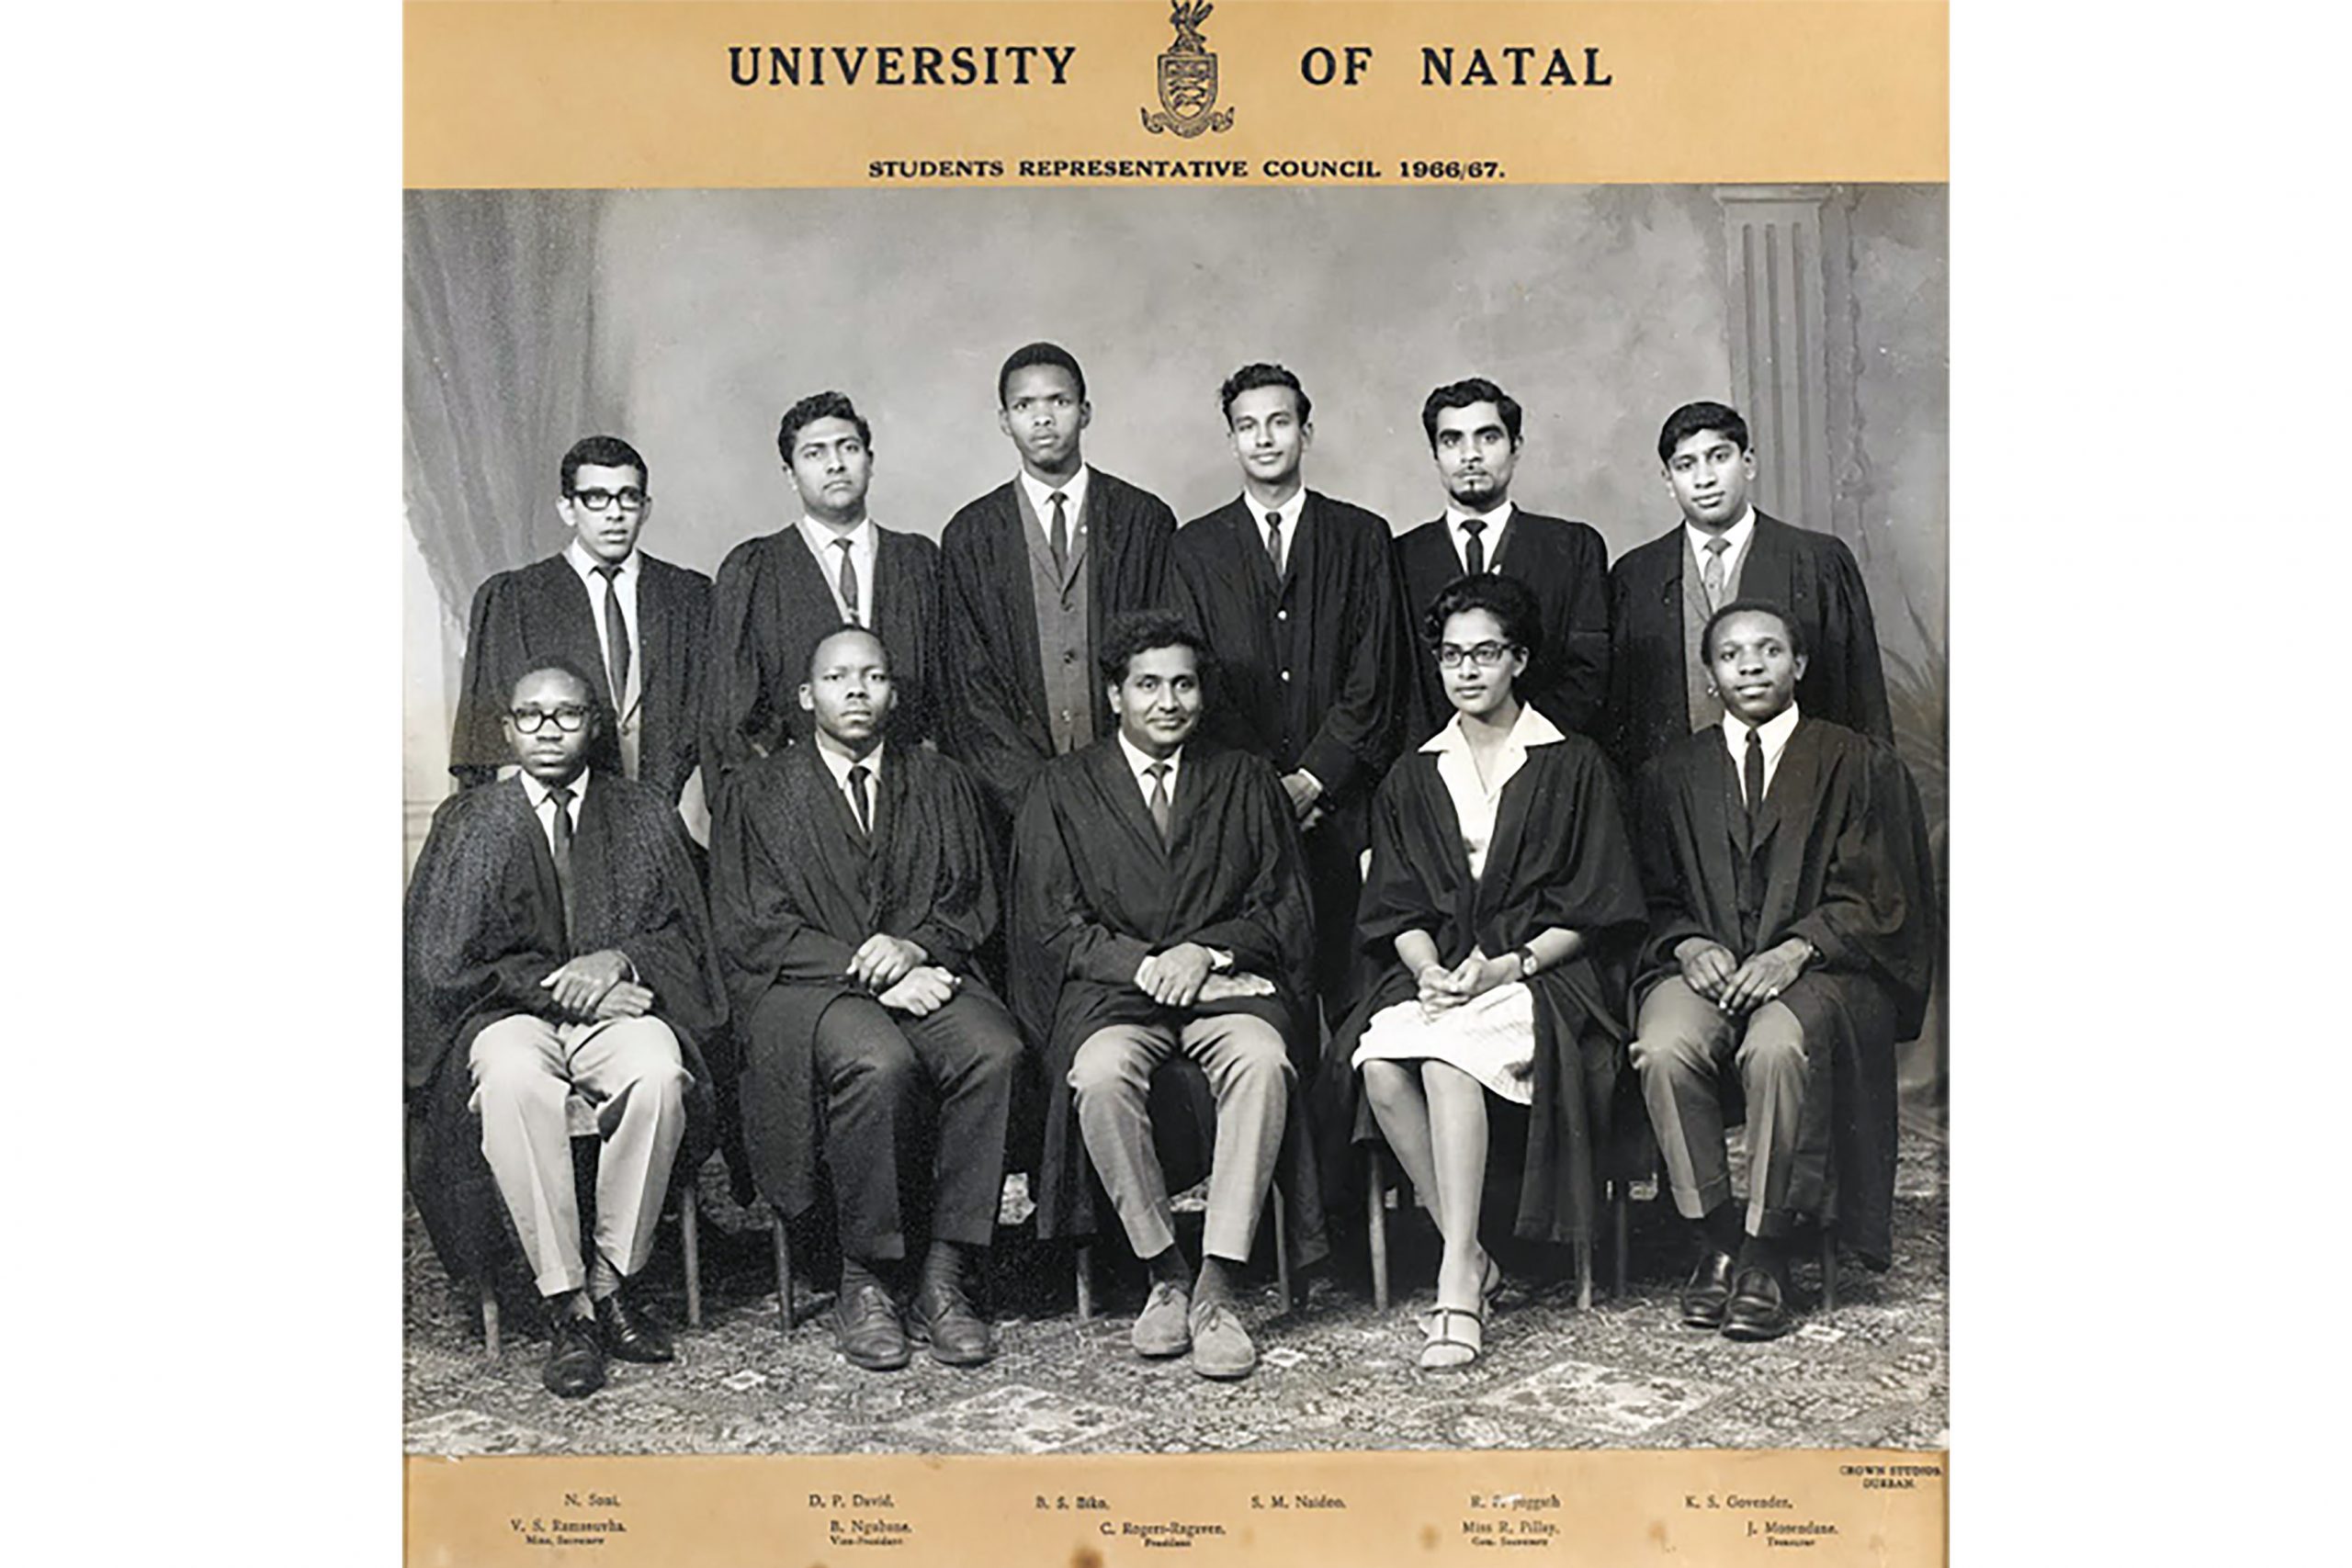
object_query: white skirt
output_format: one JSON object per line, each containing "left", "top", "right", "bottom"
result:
{"left": 1351, "top": 981, "right": 1538, "bottom": 1106}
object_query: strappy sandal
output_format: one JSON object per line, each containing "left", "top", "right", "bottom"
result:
{"left": 1419, "top": 1304, "right": 1485, "bottom": 1370}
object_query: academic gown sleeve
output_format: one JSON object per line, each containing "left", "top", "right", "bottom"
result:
{"left": 1011, "top": 778, "right": 1155, "bottom": 990}
{"left": 940, "top": 513, "right": 1048, "bottom": 822}
{"left": 1178, "top": 759, "right": 1315, "bottom": 989}
{"left": 1632, "top": 755, "right": 1717, "bottom": 977}
{"left": 708, "top": 761, "right": 862, "bottom": 1011}
{"left": 896, "top": 757, "right": 999, "bottom": 978}
{"left": 702, "top": 537, "right": 776, "bottom": 782}
{"left": 580, "top": 788, "right": 730, "bottom": 1053}
{"left": 403, "top": 792, "right": 565, "bottom": 1092}
{"left": 1295, "top": 511, "right": 1403, "bottom": 802}
{"left": 1549, "top": 524, "right": 1613, "bottom": 737}
{"left": 1819, "top": 537, "right": 1895, "bottom": 745}
{"left": 1783, "top": 740, "right": 1938, "bottom": 1029}
{"left": 449, "top": 575, "right": 525, "bottom": 789}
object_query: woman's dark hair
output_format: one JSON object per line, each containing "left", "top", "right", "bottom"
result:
{"left": 1421, "top": 572, "right": 1544, "bottom": 665}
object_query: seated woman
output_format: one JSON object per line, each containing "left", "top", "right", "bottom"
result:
{"left": 1318, "top": 574, "right": 1645, "bottom": 1368}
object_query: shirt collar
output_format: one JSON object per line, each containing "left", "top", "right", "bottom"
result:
{"left": 812, "top": 732, "right": 884, "bottom": 788}
{"left": 797, "top": 513, "right": 876, "bottom": 557}
{"left": 1018, "top": 465, "right": 1090, "bottom": 523}
{"left": 1684, "top": 503, "right": 1758, "bottom": 563}
{"left": 518, "top": 768, "right": 590, "bottom": 810}
{"left": 1115, "top": 729, "right": 1182, "bottom": 786}
{"left": 1443, "top": 497, "right": 1515, "bottom": 534}
{"left": 1243, "top": 487, "right": 1306, "bottom": 536}
{"left": 1419, "top": 701, "right": 1566, "bottom": 756}
{"left": 565, "top": 539, "right": 639, "bottom": 581}
{"left": 1721, "top": 700, "right": 1802, "bottom": 756}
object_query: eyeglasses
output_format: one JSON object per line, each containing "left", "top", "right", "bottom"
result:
{"left": 508, "top": 705, "right": 591, "bottom": 733}
{"left": 570, "top": 487, "right": 648, "bottom": 513}
{"left": 1436, "top": 641, "right": 1517, "bottom": 670}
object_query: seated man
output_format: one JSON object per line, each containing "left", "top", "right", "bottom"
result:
{"left": 405, "top": 662, "right": 726, "bottom": 1398}
{"left": 1012, "top": 610, "right": 1324, "bottom": 1381}
{"left": 1629, "top": 601, "right": 1937, "bottom": 1342}
{"left": 710, "top": 626, "right": 1023, "bottom": 1372}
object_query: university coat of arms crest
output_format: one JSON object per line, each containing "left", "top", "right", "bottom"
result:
{"left": 1141, "top": 2, "right": 1236, "bottom": 137}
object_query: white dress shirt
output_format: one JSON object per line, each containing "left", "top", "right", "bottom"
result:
{"left": 1247, "top": 486, "right": 1306, "bottom": 567}
{"left": 1419, "top": 702, "right": 1566, "bottom": 880}
{"left": 519, "top": 767, "right": 586, "bottom": 855}
{"left": 1684, "top": 503, "right": 1759, "bottom": 594}
{"left": 1442, "top": 498, "right": 1516, "bottom": 573}
{"left": 1115, "top": 730, "right": 1182, "bottom": 805}
{"left": 564, "top": 539, "right": 641, "bottom": 707}
{"left": 797, "top": 513, "right": 877, "bottom": 626}
{"left": 1018, "top": 466, "right": 1091, "bottom": 552}
{"left": 1720, "top": 700, "right": 1802, "bottom": 804}
{"left": 812, "top": 733, "right": 885, "bottom": 822}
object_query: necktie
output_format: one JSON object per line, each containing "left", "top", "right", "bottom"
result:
{"left": 594, "top": 564, "right": 629, "bottom": 702}
{"left": 1265, "top": 510, "right": 1285, "bottom": 580}
{"left": 1743, "top": 725, "right": 1766, "bottom": 822}
{"left": 1048, "top": 491, "right": 1069, "bottom": 578}
{"left": 1145, "top": 761, "right": 1172, "bottom": 844}
{"left": 546, "top": 783, "right": 577, "bottom": 938}
{"left": 1461, "top": 517, "right": 1487, "bottom": 579}
{"left": 847, "top": 762, "right": 873, "bottom": 838}
{"left": 833, "top": 537, "right": 860, "bottom": 625}
{"left": 1702, "top": 536, "right": 1731, "bottom": 611}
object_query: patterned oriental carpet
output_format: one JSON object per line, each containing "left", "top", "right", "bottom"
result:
{"left": 403, "top": 1125, "right": 1946, "bottom": 1456}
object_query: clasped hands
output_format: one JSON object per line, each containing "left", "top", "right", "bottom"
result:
{"left": 540, "top": 950, "right": 650, "bottom": 1021}
{"left": 1132, "top": 942, "right": 1273, "bottom": 1010}
{"left": 1413, "top": 950, "right": 1518, "bottom": 1019}
{"left": 847, "top": 933, "right": 961, "bottom": 1018}
{"left": 1677, "top": 937, "right": 1810, "bottom": 1015}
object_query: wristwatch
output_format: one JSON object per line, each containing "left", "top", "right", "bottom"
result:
{"left": 1515, "top": 945, "right": 1540, "bottom": 979}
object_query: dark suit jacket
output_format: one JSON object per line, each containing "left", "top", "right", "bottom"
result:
{"left": 1604, "top": 512, "right": 1892, "bottom": 779}
{"left": 1393, "top": 509, "right": 1611, "bottom": 748}
{"left": 1171, "top": 491, "right": 1402, "bottom": 805}
{"left": 703, "top": 524, "right": 944, "bottom": 781}
{"left": 451, "top": 553, "right": 712, "bottom": 807}
{"left": 939, "top": 468, "right": 1176, "bottom": 826}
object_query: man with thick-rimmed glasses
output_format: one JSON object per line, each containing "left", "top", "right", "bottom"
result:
{"left": 450, "top": 434, "right": 715, "bottom": 837}
{"left": 408, "top": 661, "right": 728, "bottom": 1399}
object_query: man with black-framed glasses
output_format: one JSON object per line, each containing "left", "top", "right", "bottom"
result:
{"left": 450, "top": 434, "right": 715, "bottom": 840}
{"left": 408, "top": 661, "right": 729, "bottom": 1398}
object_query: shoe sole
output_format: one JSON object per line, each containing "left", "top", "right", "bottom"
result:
{"left": 1721, "top": 1318, "right": 1794, "bottom": 1343}
{"left": 1680, "top": 1305, "right": 1730, "bottom": 1330}
{"left": 1134, "top": 1337, "right": 1192, "bottom": 1359}
{"left": 908, "top": 1322, "right": 997, "bottom": 1368}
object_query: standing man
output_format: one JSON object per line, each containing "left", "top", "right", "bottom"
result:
{"left": 940, "top": 343, "right": 1177, "bottom": 831}
{"left": 1605, "top": 400, "right": 1893, "bottom": 779}
{"left": 710, "top": 626, "right": 1024, "bottom": 1372}
{"left": 1011, "top": 611, "right": 1325, "bottom": 1382}
{"left": 451, "top": 435, "right": 713, "bottom": 829}
{"left": 1172, "top": 362, "right": 1401, "bottom": 1019}
{"left": 1392, "top": 378, "right": 1611, "bottom": 746}
{"left": 1628, "top": 602, "right": 1935, "bottom": 1341}
{"left": 407, "top": 662, "right": 726, "bottom": 1398}
{"left": 706, "top": 391, "right": 944, "bottom": 789}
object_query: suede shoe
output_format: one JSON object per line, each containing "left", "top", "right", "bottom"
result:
{"left": 1188, "top": 1299, "right": 1258, "bottom": 1381}
{"left": 542, "top": 1309, "right": 607, "bottom": 1399}
{"left": 909, "top": 1278, "right": 995, "bottom": 1368}
{"left": 1131, "top": 1280, "right": 1193, "bottom": 1358}
{"left": 832, "top": 1280, "right": 911, "bottom": 1371}
{"left": 594, "top": 1285, "right": 676, "bottom": 1363}
{"left": 1721, "top": 1267, "right": 1795, "bottom": 1342}
{"left": 1679, "top": 1247, "right": 1738, "bottom": 1330}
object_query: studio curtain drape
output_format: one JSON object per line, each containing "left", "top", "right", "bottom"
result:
{"left": 403, "top": 189, "right": 607, "bottom": 617}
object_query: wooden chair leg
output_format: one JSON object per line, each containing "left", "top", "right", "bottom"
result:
{"left": 481, "top": 1277, "right": 501, "bottom": 1360}
{"left": 1272, "top": 1193, "right": 1292, "bottom": 1314}
{"left": 1366, "top": 1157, "right": 1390, "bottom": 1313}
{"left": 1074, "top": 1243, "right": 1094, "bottom": 1323}
{"left": 1819, "top": 1230, "right": 1838, "bottom": 1312}
{"left": 1575, "top": 1237, "right": 1593, "bottom": 1311}
{"left": 771, "top": 1206, "right": 794, "bottom": 1334}
{"left": 679, "top": 1191, "right": 702, "bottom": 1330}
{"left": 1612, "top": 1182, "right": 1631, "bottom": 1299}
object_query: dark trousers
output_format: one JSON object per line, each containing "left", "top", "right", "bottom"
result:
{"left": 811, "top": 990, "right": 1023, "bottom": 1261}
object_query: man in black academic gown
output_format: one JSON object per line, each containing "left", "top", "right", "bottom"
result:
{"left": 451, "top": 435, "right": 713, "bottom": 825}
{"left": 1605, "top": 400, "right": 1893, "bottom": 779}
{"left": 1628, "top": 601, "right": 1936, "bottom": 1342}
{"left": 706, "top": 391, "right": 944, "bottom": 787}
{"left": 1172, "top": 362, "right": 1401, "bottom": 1020}
{"left": 941, "top": 343, "right": 1177, "bottom": 830}
{"left": 711, "top": 626, "right": 1023, "bottom": 1371}
{"left": 1391, "top": 378, "right": 1611, "bottom": 746}
{"left": 1011, "top": 610, "right": 1325, "bottom": 1382}
{"left": 407, "top": 662, "right": 726, "bottom": 1398}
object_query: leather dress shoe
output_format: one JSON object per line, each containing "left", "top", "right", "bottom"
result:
{"left": 594, "top": 1286, "right": 675, "bottom": 1363}
{"left": 909, "top": 1278, "right": 995, "bottom": 1368}
{"left": 1131, "top": 1280, "right": 1193, "bottom": 1358}
{"left": 1680, "top": 1247, "right": 1737, "bottom": 1330}
{"left": 542, "top": 1309, "right": 607, "bottom": 1399}
{"left": 832, "top": 1280, "right": 911, "bottom": 1371}
{"left": 1188, "top": 1299, "right": 1258, "bottom": 1382}
{"left": 1721, "top": 1266, "right": 1795, "bottom": 1342}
